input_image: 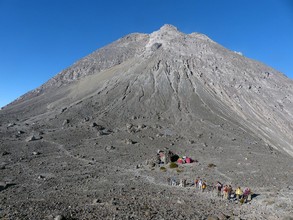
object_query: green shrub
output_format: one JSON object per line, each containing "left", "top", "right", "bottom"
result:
{"left": 160, "top": 166, "right": 167, "bottom": 172}
{"left": 208, "top": 163, "right": 216, "bottom": 168}
{"left": 169, "top": 162, "right": 178, "bottom": 169}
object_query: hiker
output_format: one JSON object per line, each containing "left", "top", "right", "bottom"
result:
{"left": 157, "top": 150, "right": 164, "bottom": 164}
{"left": 165, "top": 150, "right": 173, "bottom": 164}
{"left": 243, "top": 187, "right": 251, "bottom": 202}
{"left": 247, "top": 188, "right": 253, "bottom": 202}
{"left": 235, "top": 186, "right": 243, "bottom": 200}
{"left": 157, "top": 150, "right": 166, "bottom": 164}
{"left": 194, "top": 177, "right": 199, "bottom": 188}
{"left": 168, "top": 177, "right": 174, "bottom": 186}
{"left": 227, "top": 185, "right": 233, "bottom": 200}
{"left": 183, "top": 179, "right": 187, "bottom": 187}
{"left": 169, "top": 176, "right": 177, "bottom": 186}
{"left": 167, "top": 177, "right": 171, "bottom": 185}
{"left": 179, "top": 178, "right": 186, "bottom": 187}
{"left": 202, "top": 181, "right": 207, "bottom": 192}
{"left": 215, "top": 181, "right": 222, "bottom": 197}
{"left": 223, "top": 185, "right": 229, "bottom": 199}
{"left": 198, "top": 179, "right": 202, "bottom": 190}
{"left": 156, "top": 153, "right": 161, "bottom": 164}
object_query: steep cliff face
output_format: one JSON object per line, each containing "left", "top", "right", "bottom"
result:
{"left": 2, "top": 24, "right": 293, "bottom": 157}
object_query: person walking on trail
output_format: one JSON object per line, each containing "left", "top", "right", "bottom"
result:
{"left": 223, "top": 185, "right": 229, "bottom": 199}
{"left": 179, "top": 178, "right": 186, "bottom": 187}
{"left": 243, "top": 187, "right": 251, "bottom": 202}
{"left": 215, "top": 181, "right": 222, "bottom": 197}
{"left": 170, "top": 176, "right": 177, "bottom": 186}
{"left": 194, "top": 177, "right": 199, "bottom": 188}
{"left": 202, "top": 181, "right": 207, "bottom": 192}
{"left": 236, "top": 186, "right": 243, "bottom": 200}
{"left": 227, "top": 185, "right": 233, "bottom": 200}
{"left": 247, "top": 188, "right": 253, "bottom": 202}
{"left": 198, "top": 179, "right": 202, "bottom": 190}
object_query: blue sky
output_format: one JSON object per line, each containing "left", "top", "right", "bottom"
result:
{"left": 0, "top": 0, "right": 292, "bottom": 108}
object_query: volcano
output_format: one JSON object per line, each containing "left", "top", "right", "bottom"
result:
{"left": 1, "top": 25, "right": 293, "bottom": 219}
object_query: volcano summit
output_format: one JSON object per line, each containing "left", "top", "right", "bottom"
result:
{"left": 1, "top": 25, "right": 293, "bottom": 219}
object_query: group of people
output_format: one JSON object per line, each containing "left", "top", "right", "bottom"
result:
{"left": 210, "top": 180, "right": 253, "bottom": 204}
{"left": 168, "top": 177, "right": 253, "bottom": 204}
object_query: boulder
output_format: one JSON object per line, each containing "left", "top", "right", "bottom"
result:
{"left": 126, "top": 123, "right": 133, "bottom": 129}
{"left": 2, "top": 151, "right": 10, "bottom": 156}
{"left": 7, "top": 123, "right": 16, "bottom": 128}
{"left": 25, "top": 134, "right": 42, "bottom": 142}
{"left": 92, "top": 123, "right": 104, "bottom": 130}
{"left": 125, "top": 139, "right": 135, "bottom": 145}
{"left": 54, "top": 215, "right": 65, "bottom": 220}
{"left": 62, "top": 119, "right": 70, "bottom": 125}
{"left": 32, "top": 151, "right": 41, "bottom": 156}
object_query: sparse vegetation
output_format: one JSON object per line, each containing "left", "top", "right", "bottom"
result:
{"left": 160, "top": 166, "right": 167, "bottom": 172}
{"left": 176, "top": 168, "right": 183, "bottom": 173}
{"left": 169, "top": 162, "right": 178, "bottom": 169}
{"left": 208, "top": 163, "right": 216, "bottom": 168}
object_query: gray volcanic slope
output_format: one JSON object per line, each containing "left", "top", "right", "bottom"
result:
{"left": 1, "top": 25, "right": 293, "bottom": 219}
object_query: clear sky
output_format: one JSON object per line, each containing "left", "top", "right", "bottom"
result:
{"left": 0, "top": 0, "right": 292, "bottom": 108}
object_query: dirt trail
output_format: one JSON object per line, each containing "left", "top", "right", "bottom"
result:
{"left": 43, "top": 139, "right": 96, "bottom": 165}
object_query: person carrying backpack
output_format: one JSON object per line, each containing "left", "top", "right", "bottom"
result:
{"left": 194, "top": 177, "right": 199, "bottom": 188}
{"left": 227, "top": 185, "right": 233, "bottom": 200}
{"left": 235, "top": 186, "right": 243, "bottom": 200}
{"left": 215, "top": 181, "right": 222, "bottom": 197}
{"left": 247, "top": 188, "right": 253, "bottom": 202}
{"left": 243, "top": 187, "right": 251, "bottom": 202}
{"left": 223, "top": 185, "right": 229, "bottom": 199}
